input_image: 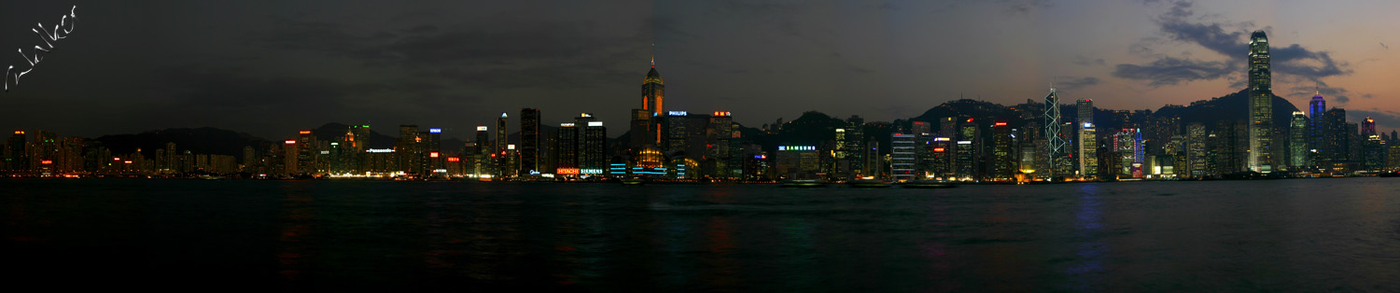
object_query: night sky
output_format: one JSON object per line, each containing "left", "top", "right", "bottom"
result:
{"left": 1, "top": 0, "right": 1395, "bottom": 140}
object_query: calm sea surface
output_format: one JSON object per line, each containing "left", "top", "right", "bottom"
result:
{"left": 3, "top": 178, "right": 1399, "bottom": 292}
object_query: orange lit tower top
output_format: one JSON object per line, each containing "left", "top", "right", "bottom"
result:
{"left": 642, "top": 54, "right": 664, "bottom": 117}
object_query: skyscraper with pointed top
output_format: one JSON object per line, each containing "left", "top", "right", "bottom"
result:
{"left": 643, "top": 53, "right": 665, "bottom": 118}
{"left": 631, "top": 52, "right": 665, "bottom": 150}
{"left": 1247, "top": 30, "right": 1273, "bottom": 173}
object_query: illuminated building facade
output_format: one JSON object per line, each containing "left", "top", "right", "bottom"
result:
{"left": 581, "top": 119, "right": 607, "bottom": 175}
{"left": 1081, "top": 122, "right": 1098, "bottom": 179}
{"left": 775, "top": 145, "right": 819, "bottom": 179}
{"left": 1076, "top": 99, "right": 1094, "bottom": 178}
{"left": 643, "top": 57, "right": 665, "bottom": 118}
{"left": 520, "top": 108, "right": 541, "bottom": 176}
{"left": 1247, "top": 30, "right": 1274, "bottom": 173}
{"left": 891, "top": 133, "right": 916, "bottom": 181}
{"left": 1290, "top": 112, "right": 1307, "bottom": 169}
{"left": 1114, "top": 128, "right": 1144, "bottom": 178}
{"left": 556, "top": 122, "right": 579, "bottom": 176}
{"left": 990, "top": 121, "right": 1013, "bottom": 180}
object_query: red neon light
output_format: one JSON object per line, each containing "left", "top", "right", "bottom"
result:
{"left": 430, "top": 152, "right": 440, "bottom": 158}
{"left": 933, "top": 147, "right": 945, "bottom": 152}
{"left": 113, "top": 157, "right": 121, "bottom": 161}
{"left": 284, "top": 140, "right": 296, "bottom": 145}
{"left": 994, "top": 122, "right": 1008, "bottom": 127}
{"left": 41, "top": 160, "right": 53, "bottom": 165}
{"left": 299, "top": 130, "right": 311, "bottom": 135}
{"left": 915, "top": 122, "right": 925, "bottom": 125}
{"left": 966, "top": 118, "right": 974, "bottom": 123}
{"left": 12, "top": 130, "right": 23, "bottom": 135}
{"left": 447, "top": 157, "right": 460, "bottom": 162}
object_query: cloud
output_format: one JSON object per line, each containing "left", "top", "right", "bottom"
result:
{"left": 1072, "top": 55, "right": 1106, "bottom": 67}
{"left": 1115, "top": 0, "right": 1352, "bottom": 86}
{"left": 997, "top": 0, "right": 1054, "bottom": 15}
{"left": 1285, "top": 81, "right": 1350, "bottom": 103}
{"left": 1271, "top": 44, "right": 1350, "bottom": 79}
{"left": 1055, "top": 76, "right": 1101, "bottom": 90}
{"left": 1348, "top": 109, "right": 1400, "bottom": 130}
{"left": 1111, "top": 57, "right": 1236, "bottom": 87}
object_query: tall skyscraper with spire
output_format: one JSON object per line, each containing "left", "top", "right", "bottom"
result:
{"left": 1247, "top": 30, "right": 1274, "bottom": 173}
{"left": 631, "top": 52, "right": 666, "bottom": 150}
{"left": 1043, "top": 88, "right": 1065, "bottom": 179}
{"left": 643, "top": 54, "right": 665, "bottom": 118}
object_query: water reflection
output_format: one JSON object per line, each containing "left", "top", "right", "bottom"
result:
{"left": 1067, "top": 183, "right": 1106, "bottom": 292}
{"left": 276, "top": 184, "right": 315, "bottom": 282}
{"left": 920, "top": 197, "right": 953, "bottom": 292}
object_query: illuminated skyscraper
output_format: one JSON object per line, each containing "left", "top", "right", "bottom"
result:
{"left": 955, "top": 120, "right": 979, "bottom": 180}
{"left": 520, "top": 108, "right": 541, "bottom": 176}
{"left": 496, "top": 113, "right": 508, "bottom": 153}
{"left": 990, "top": 121, "right": 1013, "bottom": 180}
{"left": 1076, "top": 99, "right": 1095, "bottom": 178}
{"left": 1115, "top": 128, "right": 1145, "bottom": 178}
{"left": 474, "top": 125, "right": 490, "bottom": 176}
{"left": 1044, "top": 88, "right": 1065, "bottom": 178}
{"left": 475, "top": 126, "right": 490, "bottom": 155}
{"left": 1308, "top": 92, "right": 1326, "bottom": 166}
{"left": 1248, "top": 30, "right": 1274, "bottom": 172}
{"left": 1081, "top": 122, "right": 1099, "bottom": 179}
{"left": 580, "top": 116, "right": 607, "bottom": 176}
{"left": 397, "top": 125, "right": 420, "bottom": 175}
{"left": 6, "top": 130, "right": 27, "bottom": 173}
{"left": 556, "top": 122, "right": 579, "bottom": 176}
{"left": 891, "top": 133, "right": 916, "bottom": 181}
{"left": 846, "top": 116, "right": 867, "bottom": 176}
{"left": 297, "top": 130, "right": 316, "bottom": 175}
{"left": 1363, "top": 117, "right": 1383, "bottom": 171}
{"left": 643, "top": 55, "right": 665, "bottom": 118}
{"left": 1290, "top": 112, "right": 1307, "bottom": 168}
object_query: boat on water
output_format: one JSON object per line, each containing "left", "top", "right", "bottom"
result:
{"left": 903, "top": 180, "right": 957, "bottom": 189}
{"left": 620, "top": 177, "right": 647, "bottom": 185}
{"left": 1379, "top": 171, "right": 1400, "bottom": 178}
{"left": 848, "top": 179, "right": 892, "bottom": 188}
{"left": 781, "top": 179, "right": 828, "bottom": 188}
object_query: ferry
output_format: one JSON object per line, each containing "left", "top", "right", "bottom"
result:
{"left": 903, "top": 180, "right": 957, "bottom": 189}
{"left": 848, "top": 179, "right": 892, "bottom": 188}
{"left": 781, "top": 179, "right": 827, "bottom": 188}
{"left": 620, "top": 177, "right": 647, "bottom": 185}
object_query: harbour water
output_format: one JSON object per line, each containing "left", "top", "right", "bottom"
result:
{"left": 3, "top": 178, "right": 1399, "bottom": 291}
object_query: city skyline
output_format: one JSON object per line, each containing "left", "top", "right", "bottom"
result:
{"left": 0, "top": 0, "right": 1397, "bottom": 141}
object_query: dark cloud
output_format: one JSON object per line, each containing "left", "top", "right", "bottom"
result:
{"left": 1285, "top": 81, "right": 1349, "bottom": 102}
{"left": 1055, "top": 76, "right": 1101, "bottom": 89}
{"left": 1072, "top": 55, "right": 1106, "bottom": 67}
{"left": 1335, "top": 95, "right": 1350, "bottom": 104}
{"left": 1112, "top": 57, "right": 1236, "bottom": 87}
{"left": 1348, "top": 109, "right": 1400, "bottom": 130}
{"left": 1116, "top": 0, "right": 1352, "bottom": 87}
{"left": 997, "top": 0, "right": 1054, "bottom": 14}
{"left": 1271, "top": 44, "right": 1350, "bottom": 79}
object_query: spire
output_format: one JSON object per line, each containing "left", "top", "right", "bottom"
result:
{"left": 650, "top": 43, "right": 655, "bottom": 68}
